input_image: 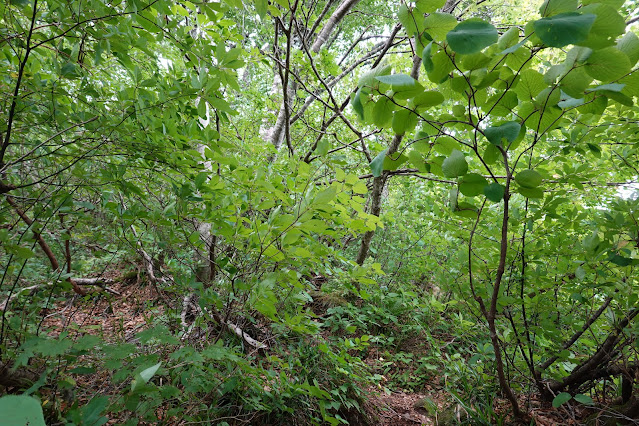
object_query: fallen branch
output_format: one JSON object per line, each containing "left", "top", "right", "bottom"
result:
{"left": 4, "top": 196, "right": 86, "bottom": 295}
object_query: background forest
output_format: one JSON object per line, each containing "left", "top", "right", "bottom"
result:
{"left": 1, "top": 0, "right": 639, "bottom": 424}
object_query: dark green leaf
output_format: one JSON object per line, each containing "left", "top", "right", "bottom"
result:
{"left": 446, "top": 19, "right": 498, "bottom": 54}
{"left": 484, "top": 183, "right": 505, "bottom": 202}
{"left": 533, "top": 13, "right": 596, "bottom": 47}
{"left": 484, "top": 121, "right": 521, "bottom": 146}
{"left": 370, "top": 149, "right": 388, "bottom": 177}
{"left": 552, "top": 392, "right": 572, "bottom": 408}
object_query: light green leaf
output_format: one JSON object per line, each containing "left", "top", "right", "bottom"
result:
{"left": 484, "top": 183, "right": 505, "bottom": 202}
{"left": 413, "top": 90, "right": 445, "bottom": 109}
{"left": 383, "top": 153, "right": 408, "bottom": 171}
{"left": 617, "top": 32, "right": 639, "bottom": 65}
{"left": 483, "top": 121, "right": 521, "bottom": 146}
{"left": 392, "top": 109, "right": 418, "bottom": 135}
{"left": 423, "top": 12, "right": 458, "bottom": 41}
{"left": 372, "top": 97, "right": 395, "bottom": 128}
{"left": 427, "top": 51, "right": 455, "bottom": 83}
{"left": 0, "top": 395, "right": 46, "bottom": 426}
{"left": 539, "top": 0, "right": 577, "bottom": 17}
{"left": 498, "top": 27, "right": 520, "bottom": 50}
{"left": 552, "top": 392, "right": 572, "bottom": 408}
{"left": 584, "top": 47, "right": 631, "bottom": 81}
{"left": 513, "top": 69, "right": 546, "bottom": 101}
{"left": 376, "top": 74, "right": 421, "bottom": 92}
{"left": 533, "top": 13, "right": 596, "bottom": 47}
{"left": 416, "top": 0, "right": 445, "bottom": 13}
{"left": 398, "top": 4, "right": 418, "bottom": 35}
{"left": 446, "top": 19, "right": 498, "bottom": 54}
{"left": 442, "top": 150, "right": 468, "bottom": 178}
{"left": 131, "top": 362, "right": 161, "bottom": 392}
{"left": 459, "top": 173, "right": 488, "bottom": 196}
{"left": 580, "top": 4, "right": 626, "bottom": 49}
{"left": 515, "top": 169, "right": 542, "bottom": 188}
{"left": 370, "top": 149, "right": 388, "bottom": 177}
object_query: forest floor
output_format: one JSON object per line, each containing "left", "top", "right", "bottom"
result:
{"left": 38, "top": 272, "right": 608, "bottom": 425}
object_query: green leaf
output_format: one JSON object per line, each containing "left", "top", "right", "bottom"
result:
{"left": 446, "top": 19, "right": 498, "bottom": 54}
{"left": 131, "top": 362, "right": 161, "bottom": 392}
{"left": 416, "top": 0, "right": 445, "bottom": 13}
{"left": 0, "top": 395, "right": 46, "bottom": 426}
{"left": 484, "top": 183, "right": 505, "bottom": 202}
{"left": 533, "top": 13, "right": 596, "bottom": 47}
{"left": 433, "top": 136, "right": 457, "bottom": 155}
{"left": 427, "top": 51, "right": 455, "bottom": 83}
{"left": 539, "top": 0, "right": 578, "bottom": 17}
{"left": 459, "top": 173, "right": 488, "bottom": 196}
{"left": 412, "top": 90, "right": 445, "bottom": 109}
{"left": 517, "top": 186, "right": 544, "bottom": 198}
{"left": 515, "top": 169, "right": 543, "bottom": 188}
{"left": 372, "top": 97, "right": 395, "bottom": 128}
{"left": 442, "top": 150, "right": 468, "bottom": 178}
{"left": 383, "top": 153, "right": 408, "bottom": 171}
{"left": 422, "top": 42, "right": 434, "bottom": 72}
{"left": 513, "top": 69, "right": 546, "bottom": 101}
{"left": 351, "top": 88, "right": 365, "bottom": 120}
{"left": 584, "top": 47, "right": 631, "bottom": 81}
{"left": 617, "top": 32, "right": 639, "bottom": 65}
{"left": 376, "top": 74, "right": 421, "bottom": 92}
{"left": 484, "top": 121, "right": 521, "bottom": 146}
{"left": 574, "top": 394, "right": 594, "bottom": 405}
{"left": 423, "top": 13, "right": 458, "bottom": 41}
{"left": 580, "top": 4, "right": 626, "bottom": 49}
{"left": 370, "top": 149, "right": 388, "bottom": 177}
{"left": 392, "top": 109, "right": 418, "bottom": 135}
{"left": 398, "top": 5, "right": 418, "bottom": 35}
{"left": 552, "top": 392, "right": 572, "bottom": 408}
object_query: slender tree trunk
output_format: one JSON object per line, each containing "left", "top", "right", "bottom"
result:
{"left": 355, "top": 55, "right": 421, "bottom": 265}
{"left": 264, "top": 0, "right": 361, "bottom": 149}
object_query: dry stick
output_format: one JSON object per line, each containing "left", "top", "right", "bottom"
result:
{"left": 129, "top": 227, "right": 266, "bottom": 350}
{"left": 5, "top": 196, "right": 87, "bottom": 295}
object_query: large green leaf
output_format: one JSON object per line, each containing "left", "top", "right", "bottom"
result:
{"left": 416, "top": 0, "right": 445, "bottom": 13}
{"left": 351, "top": 88, "right": 365, "bottom": 120}
{"left": 579, "top": 4, "right": 626, "bottom": 49}
{"left": 392, "top": 109, "right": 419, "bottom": 135}
{"left": 442, "top": 150, "right": 468, "bottom": 178}
{"left": 483, "top": 121, "right": 521, "bottom": 146}
{"left": 584, "top": 47, "right": 631, "bottom": 81}
{"left": 423, "top": 12, "right": 458, "bottom": 41}
{"left": 376, "top": 74, "right": 423, "bottom": 95}
{"left": 0, "top": 395, "right": 46, "bottom": 426}
{"left": 459, "top": 173, "right": 488, "bottom": 196}
{"left": 484, "top": 182, "right": 505, "bottom": 202}
{"left": 515, "top": 169, "right": 542, "bottom": 188}
{"left": 617, "top": 32, "right": 639, "bottom": 65}
{"left": 539, "top": 0, "right": 577, "bottom": 17}
{"left": 446, "top": 19, "right": 498, "bottom": 55}
{"left": 533, "top": 13, "right": 596, "bottom": 47}
{"left": 412, "top": 90, "right": 445, "bottom": 109}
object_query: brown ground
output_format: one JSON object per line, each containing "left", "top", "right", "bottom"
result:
{"left": 35, "top": 272, "right": 628, "bottom": 426}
